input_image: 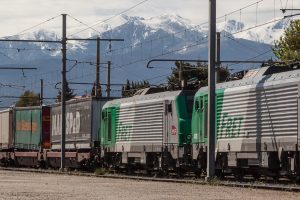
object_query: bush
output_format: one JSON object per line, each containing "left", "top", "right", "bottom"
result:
{"left": 94, "top": 168, "right": 107, "bottom": 175}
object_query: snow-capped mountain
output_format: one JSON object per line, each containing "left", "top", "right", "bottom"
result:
{"left": 0, "top": 14, "right": 289, "bottom": 105}
{"left": 215, "top": 18, "right": 290, "bottom": 45}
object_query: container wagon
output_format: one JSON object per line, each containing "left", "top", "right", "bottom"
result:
{"left": 0, "top": 109, "right": 13, "bottom": 165}
{"left": 0, "top": 106, "right": 50, "bottom": 167}
{"left": 13, "top": 106, "right": 50, "bottom": 167}
{"left": 49, "top": 97, "right": 107, "bottom": 168}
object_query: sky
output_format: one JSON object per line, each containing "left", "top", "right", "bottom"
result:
{"left": 0, "top": 0, "right": 299, "bottom": 38}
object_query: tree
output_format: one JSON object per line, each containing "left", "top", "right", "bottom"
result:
{"left": 167, "top": 61, "right": 230, "bottom": 90}
{"left": 273, "top": 19, "right": 300, "bottom": 62}
{"left": 56, "top": 81, "right": 76, "bottom": 102}
{"left": 122, "top": 80, "right": 150, "bottom": 97}
{"left": 15, "top": 90, "right": 40, "bottom": 107}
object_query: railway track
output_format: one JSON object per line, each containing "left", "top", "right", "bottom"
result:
{"left": 0, "top": 167, "right": 299, "bottom": 192}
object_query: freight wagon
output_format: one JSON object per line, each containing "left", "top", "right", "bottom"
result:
{"left": 0, "top": 106, "right": 50, "bottom": 167}
{"left": 192, "top": 65, "right": 300, "bottom": 179}
{"left": 101, "top": 90, "right": 194, "bottom": 173}
{"left": 48, "top": 97, "right": 107, "bottom": 168}
{"left": 0, "top": 109, "right": 13, "bottom": 165}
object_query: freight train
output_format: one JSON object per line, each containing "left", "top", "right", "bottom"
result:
{"left": 0, "top": 98, "right": 106, "bottom": 169}
{"left": 0, "top": 64, "right": 300, "bottom": 180}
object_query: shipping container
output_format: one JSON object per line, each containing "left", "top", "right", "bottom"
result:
{"left": 0, "top": 109, "right": 13, "bottom": 149}
{"left": 51, "top": 97, "right": 106, "bottom": 150}
{"left": 41, "top": 106, "right": 51, "bottom": 149}
{"left": 14, "top": 107, "right": 41, "bottom": 150}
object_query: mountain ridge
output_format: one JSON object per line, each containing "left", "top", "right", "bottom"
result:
{"left": 0, "top": 14, "right": 288, "bottom": 105}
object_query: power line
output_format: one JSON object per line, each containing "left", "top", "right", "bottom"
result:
{"left": 67, "top": 14, "right": 102, "bottom": 36}
{"left": 103, "top": 0, "right": 266, "bottom": 56}
{"left": 112, "top": 36, "right": 209, "bottom": 70}
{"left": 68, "top": 0, "right": 151, "bottom": 37}
{"left": 0, "top": 47, "right": 60, "bottom": 52}
{"left": 224, "top": 34, "right": 265, "bottom": 55}
{"left": 0, "top": 14, "right": 61, "bottom": 39}
{"left": 0, "top": 96, "right": 57, "bottom": 100}
{"left": 106, "top": 17, "right": 286, "bottom": 74}
{"left": 231, "top": 18, "right": 284, "bottom": 36}
{"left": 227, "top": 48, "right": 275, "bottom": 67}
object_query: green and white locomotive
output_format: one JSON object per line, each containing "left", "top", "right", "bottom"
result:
{"left": 192, "top": 65, "right": 300, "bottom": 179}
{"left": 101, "top": 89, "right": 194, "bottom": 173}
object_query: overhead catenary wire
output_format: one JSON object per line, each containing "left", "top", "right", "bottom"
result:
{"left": 1, "top": 0, "right": 295, "bottom": 103}
{"left": 99, "top": 16, "right": 293, "bottom": 82}
{"left": 3, "top": 0, "right": 272, "bottom": 90}
{"left": 0, "top": 47, "right": 60, "bottom": 52}
{"left": 224, "top": 34, "right": 265, "bottom": 55}
{"left": 67, "top": 14, "right": 101, "bottom": 36}
{"left": 68, "top": 0, "right": 151, "bottom": 37}
{"left": 227, "top": 48, "right": 275, "bottom": 68}
{"left": 0, "top": 14, "right": 61, "bottom": 39}
{"left": 101, "top": 0, "right": 269, "bottom": 57}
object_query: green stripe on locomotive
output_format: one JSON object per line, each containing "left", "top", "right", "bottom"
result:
{"left": 192, "top": 88, "right": 245, "bottom": 145}
{"left": 14, "top": 108, "right": 41, "bottom": 150}
{"left": 100, "top": 102, "right": 121, "bottom": 146}
{"left": 175, "top": 95, "right": 193, "bottom": 145}
{"left": 100, "top": 91, "right": 194, "bottom": 147}
{"left": 191, "top": 89, "right": 225, "bottom": 144}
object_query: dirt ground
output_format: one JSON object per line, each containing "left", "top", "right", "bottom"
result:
{"left": 0, "top": 170, "right": 299, "bottom": 200}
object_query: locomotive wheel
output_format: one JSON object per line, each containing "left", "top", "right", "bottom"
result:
{"left": 215, "top": 169, "right": 224, "bottom": 179}
{"left": 176, "top": 167, "right": 185, "bottom": 178}
{"left": 194, "top": 169, "right": 202, "bottom": 178}
{"left": 252, "top": 172, "right": 261, "bottom": 180}
{"left": 234, "top": 169, "right": 245, "bottom": 180}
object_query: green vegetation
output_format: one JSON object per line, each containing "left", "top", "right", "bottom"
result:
{"left": 121, "top": 62, "right": 230, "bottom": 97}
{"left": 56, "top": 81, "right": 76, "bottom": 102}
{"left": 15, "top": 90, "right": 40, "bottom": 107}
{"left": 122, "top": 80, "right": 150, "bottom": 97}
{"left": 94, "top": 168, "right": 107, "bottom": 175}
{"left": 273, "top": 19, "right": 300, "bottom": 62}
{"left": 167, "top": 61, "right": 230, "bottom": 90}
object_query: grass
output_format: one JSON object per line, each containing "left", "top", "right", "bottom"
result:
{"left": 94, "top": 168, "right": 107, "bottom": 176}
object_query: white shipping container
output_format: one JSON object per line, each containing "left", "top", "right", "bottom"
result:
{"left": 0, "top": 109, "right": 13, "bottom": 149}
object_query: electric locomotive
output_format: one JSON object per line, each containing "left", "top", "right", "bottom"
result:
{"left": 100, "top": 88, "right": 195, "bottom": 174}
{"left": 192, "top": 65, "right": 300, "bottom": 180}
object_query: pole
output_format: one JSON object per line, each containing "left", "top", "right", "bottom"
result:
{"left": 216, "top": 32, "right": 221, "bottom": 83}
{"left": 207, "top": 0, "right": 216, "bottom": 180}
{"left": 107, "top": 61, "right": 111, "bottom": 98}
{"left": 40, "top": 79, "right": 43, "bottom": 106}
{"left": 179, "top": 62, "right": 184, "bottom": 88}
{"left": 61, "top": 14, "right": 67, "bottom": 171}
{"left": 95, "top": 37, "right": 100, "bottom": 98}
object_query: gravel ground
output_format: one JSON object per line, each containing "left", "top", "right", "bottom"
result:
{"left": 0, "top": 170, "right": 299, "bottom": 200}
